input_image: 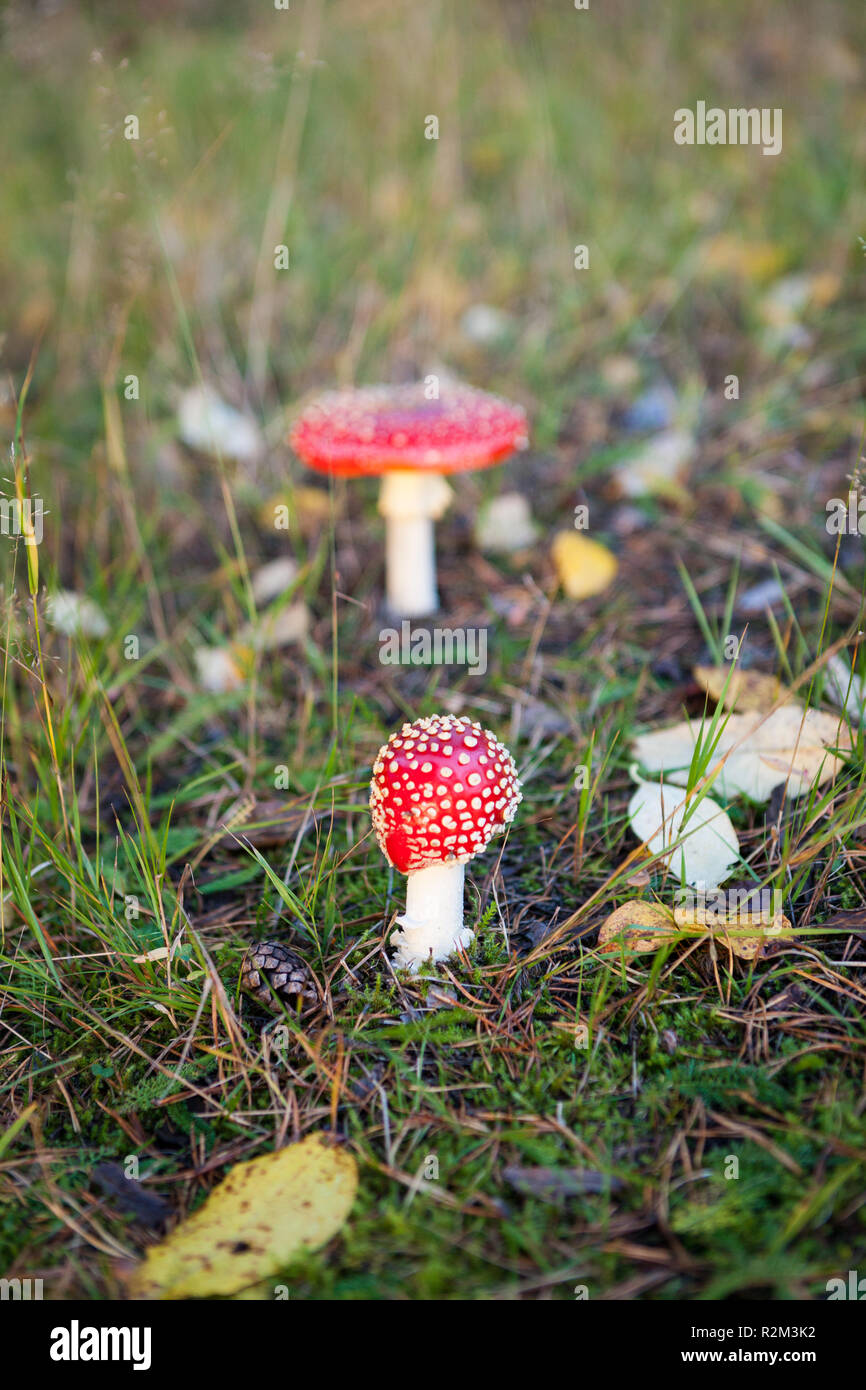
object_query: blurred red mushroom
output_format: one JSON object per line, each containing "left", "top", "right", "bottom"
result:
{"left": 289, "top": 382, "right": 527, "bottom": 616}
{"left": 370, "top": 713, "right": 522, "bottom": 972}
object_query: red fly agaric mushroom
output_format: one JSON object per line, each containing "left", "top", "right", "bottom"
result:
{"left": 370, "top": 713, "right": 521, "bottom": 972}
{"left": 289, "top": 382, "right": 528, "bottom": 617}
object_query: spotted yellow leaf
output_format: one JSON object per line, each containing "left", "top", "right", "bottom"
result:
{"left": 598, "top": 897, "right": 795, "bottom": 963}
{"left": 673, "top": 901, "right": 795, "bottom": 960}
{"left": 129, "top": 1133, "right": 357, "bottom": 1300}
{"left": 551, "top": 531, "right": 617, "bottom": 599}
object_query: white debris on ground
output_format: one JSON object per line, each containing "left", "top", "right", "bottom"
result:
{"left": 193, "top": 600, "right": 309, "bottom": 694}
{"left": 611, "top": 427, "right": 695, "bottom": 498}
{"left": 460, "top": 303, "right": 512, "bottom": 345}
{"left": 737, "top": 578, "right": 787, "bottom": 615}
{"left": 757, "top": 272, "right": 840, "bottom": 355}
{"left": 178, "top": 385, "right": 263, "bottom": 464}
{"left": 193, "top": 645, "right": 244, "bottom": 694}
{"left": 824, "top": 651, "right": 864, "bottom": 723}
{"left": 46, "top": 590, "right": 109, "bottom": 639}
{"left": 474, "top": 491, "right": 538, "bottom": 553}
{"left": 251, "top": 557, "right": 299, "bottom": 606}
{"left": 241, "top": 601, "right": 309, "bottom": 653}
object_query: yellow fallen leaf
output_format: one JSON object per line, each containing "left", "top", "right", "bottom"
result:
{"left": 551, "top": 531, "right": 617, "bottom": 599}
{"left": 694, "top": 665, "right": 794, "bottom": 713}
{"left": 466, "top": 141, "right": 505, "bottom": 178}
{"left": 673, "top": 893, "right": 784, "bottom": 931}
{"left": 372, "top": 171, "right": 412, "bottom": 221}
{"left": 597, "top": 899, "right": 678, "bottom": 953}
{"left": 598, "top": 897, "right": 795, "bottom": 963}
{"left": 810, "top": 271, "right": 842, "bottom": 308}
{"left": 719, "top": 918, "right": 794, "bottom": 961}
{"left": 258, "top": 487, "right": 337, "bottom": 534}
{"left": 699, "top": 234, "right": 786, "bottom": 283}
{"left": 129, "top": 1133, "right": 357, "bottom": 1300}
{"left": 294, "top": 486, "right": 337, "bottom": 521}
{"left": 674, "top": 902, "right": 795, "bottom": 960}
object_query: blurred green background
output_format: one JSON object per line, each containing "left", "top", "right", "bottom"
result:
{"left": 2, "top": 0, "right": 864, "bottom": 462}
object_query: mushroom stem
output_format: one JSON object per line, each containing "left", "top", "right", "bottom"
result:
{"left": 391, "top": 860, "right": 471, "bottom": 972}
{"left": 384, "top": 514, "right": 437, "bottom": 616}
{"left": 378, "top": 470, "right": 453, "bottom": 617}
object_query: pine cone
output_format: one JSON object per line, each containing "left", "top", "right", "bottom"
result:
{"left": 240, "top": 941, "right": 317, "bottom": 1011}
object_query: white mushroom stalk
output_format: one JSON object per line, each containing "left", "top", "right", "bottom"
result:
{"left": 377, "top": 470, "right": 453, "bottom": 618}
{"left": 390, "top": 861, "right": 471, "bottom": 972}
{"left": 369, "top": 713, "right": 522, "bottom": 974}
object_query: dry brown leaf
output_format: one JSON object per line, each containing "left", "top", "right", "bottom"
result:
{"left": 599, "top": 898, "right": 795, "bottom": 962}
{"left": 694, "top": 665, "right": 794, "bottom": 713}
{"left": 705, "top": 915, "right": 794, "bottom": 961}
{"left": 179, "top": 385, "right": 262, "bottom": 464}
{"left": 194, "top": 601, "right": 309, "bottom": 693}
{"left": 597, "top": 900, "right": 678, "bottom": 953}
{"left": 475, "top": 492, "right": 538, "bottom": 553}
{"left": 672, "top": 893, "right": 784, "bottom": 931}
{"left": 251, "top": 557, "right": 299, "bottom": 605}
{"left": 674, "top": 895, "right": 795, "bottom": 960}
{"left": 131, "top": 946, "right": 172, "bottom": 964}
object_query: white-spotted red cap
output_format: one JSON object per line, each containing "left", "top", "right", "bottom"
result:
{"left": 290, "top": 382, "right": 528, "bottom": 478}
{"left": 370, "top": 714, "right": 521, "bottom": 874}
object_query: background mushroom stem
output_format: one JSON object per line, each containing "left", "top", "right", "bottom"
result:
{"left": 378, "top": 470, "right": 453, "bottom": 616}
{"left": 391, "top": 860, "right": 470, "bottom": 972}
